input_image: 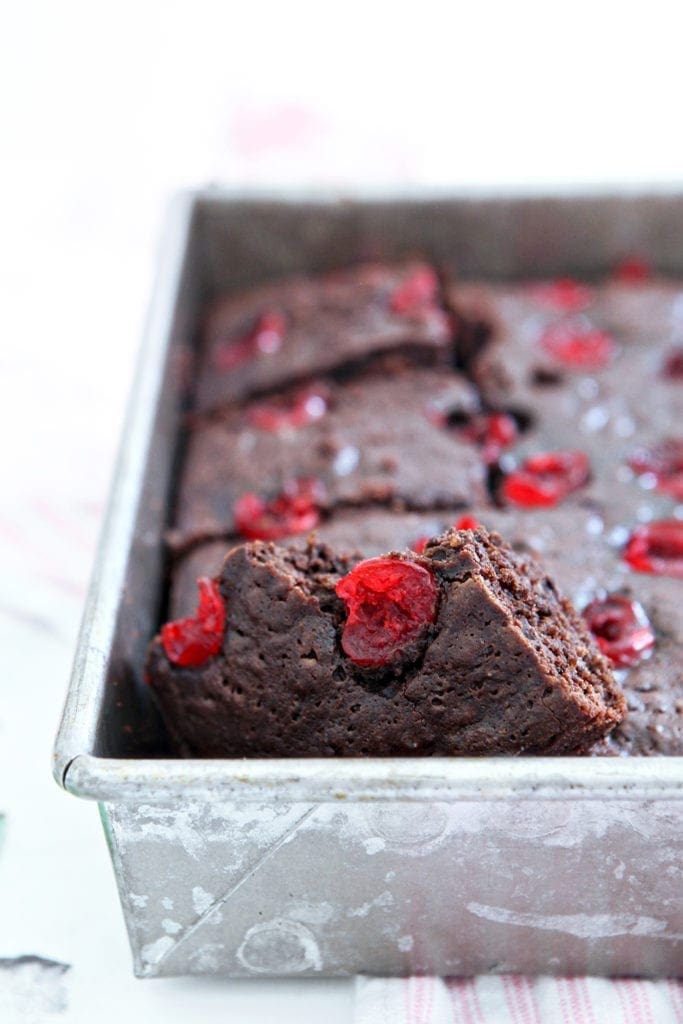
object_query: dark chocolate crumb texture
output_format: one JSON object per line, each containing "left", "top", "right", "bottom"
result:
{"left": 146, "top": 259, "right": 683, "bottom": 757}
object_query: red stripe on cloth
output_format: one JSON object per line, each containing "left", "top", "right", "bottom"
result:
{"left": 467, "top": 979, "right": 486, "bottom": 1024}
{"left": 446, "top": 979, "right": 474, "bottom": 1024}
{"left": 566, "top": 977, "right": 589, "bottom": 1024}
{"left": 502, "top": 976, "right": 523, "bottom": 1024}
{"left": 424, "top": 976, "right": 436, "bottom": 1023}
{"left": 668, "top": 980, "right": 683, "bottom": 1024}
{"left": 405, "top": 975, "right": 436, "bottom": 1024}
{"left": 613, "top": 981, "right": 632, "bottom": 1023}
{"left": 576, "top": 976, "right": 598, "bottom": 1024}
{"left": 447, "top": 978, "right": 485, "bottom": 1024}
{"left": 503, "top": 974, "right": 540, "bottom": 1024}
{"left": 522, "top": 976, "right": 542, "bottom": 1024}
{"left": 626, "top": 978, "right": 655, "bottom": 1024}
{"left": 614, "top": 978, "right": 652, "bottom": 1024}
{"left": 404, "top": 976, "right": 413, "bottom": 1021}
{"left": 555, "top": 978, "right": 574, "bottom": 1024}
{"left": 407, "top": 976, "right": 420, "bottom": 1023}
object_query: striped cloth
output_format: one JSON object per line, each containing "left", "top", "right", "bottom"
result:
{"left": 355, "top": 976, "right": 683, "bottom": 1024}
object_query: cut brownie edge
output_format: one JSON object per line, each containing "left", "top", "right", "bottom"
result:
{"left": 422, "top": 528, "right": 626, "bottom": 752}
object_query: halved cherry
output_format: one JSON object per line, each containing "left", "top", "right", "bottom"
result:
{"left": 390, "top": 264, "right": 440, "bottom": 316}
{"left": 628, "top": 439, "right": 683, "bottom": 500}
{"left": 612, "top": 256, "right": 652, "bottom": 284}
{"left": 582, "top": 594, "right": 655, "bottom": 667}
{"left": 247, "top": 385, "right": 329, "bottom": 431}
{"left": 336, "top": 556, "right": 439, "bottom": 667}
{"left": 528, "top": 278, "right": 593, "bottom": 312}
{"left": 623, "top": 520, "right": 683, "bottom": 578}
{"left": 161, "top": 577, "right": 225, "bottom": 667}
{"left": 662, "top": 348, "right": 683, "bottom": 380}
{"left": 462, "top": 413, "right": 519, "bottom": 463}
{"left": 502, "top": 451, "right": 590, "bottom": 508}
{"left": 234, "top": 478, "right": 325, "bottom": 540}
{"left": 540, "top": 322, "right": 615, "bottom": 369}
{"left": 214, "top": 310, "right": 286, "bottom": 370}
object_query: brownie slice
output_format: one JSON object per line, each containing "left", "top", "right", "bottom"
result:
{"left": 447, "top": 277, "right": 683, "bottom": 446}
{"left": 170, "top": 369, "right": 485, "bottom": 550}
{"left": 458, "top": 508, "right": 683, "bottom": 757}
{"left": 194, "top": 262, "right": 452, "bottom": 413}
{"left": 147, "top": 528, "right": 624, "bottom": 757}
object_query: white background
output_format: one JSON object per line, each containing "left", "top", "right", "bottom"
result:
{"left": 2, "top": 2, "right": 683, "bottom": 1020}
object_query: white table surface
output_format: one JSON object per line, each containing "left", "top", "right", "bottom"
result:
{"left": 2, "top": 2, "right": 683, "bottom": 1019}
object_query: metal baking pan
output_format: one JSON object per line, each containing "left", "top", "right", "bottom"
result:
{"left": 54, "top": 189, "right": 683, "bottom": 978}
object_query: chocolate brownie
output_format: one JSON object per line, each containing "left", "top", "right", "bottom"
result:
{"left": 170, "top": 369, "right": 485, "bottom": 550}
{"left": 195, "top": 262, "right": 452, "bottom": 413}
{"left": 147, "top": 529, "right": 624, "bottom": 757}
{"left": 148, "top": 261, "right": 683, "bottom": 759}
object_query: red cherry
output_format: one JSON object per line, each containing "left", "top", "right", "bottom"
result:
{"left": 390, "top": 265, "right": 439, "bottom": 315}
{"left": 235, "top": 478, "right": 324, "bottom": 541}
{"left": 252, "top": 311, "right": 286, "bottom": 354}
{"left": 662, "top": 348, "right": 683, "bottom": 380}
{"left": 463, "top": 412, "right": 519, "bottom": 462}
{"left": 502, "top": 451, "right": 590, "bottom": 508}
{"left": 336, "top": 557, "right": 439, "bottom": 668}
{"left": 540, "top": 323, "right": 615, "bottom": 369}
{"left": 623, "top": 520, "right": 683, "bottom": 578}
{"left": 247, "top": 386, "right": 329, "bottom": 432}
{"left": 528, "top": 278, "right": 593, "bottom": 312}
{"left": 628, "top": 439, "right": 683, "bottom": 500}
{"left": 214, "top": 310, "right": 286, "bottom": 370}
{"left": 613, "top": 256, "right": 652, "bottom": 284}
{"left": 454, "top": 514, "right": 480, "bottom": 531}
{"left": 161, "top": 577, "right": 225, "bottom": 667}
{"left": 412, "top": 514, "right": 480, "bottom": 553}
{"left": 582, "top": 594, "right": 655, "bottom": 668}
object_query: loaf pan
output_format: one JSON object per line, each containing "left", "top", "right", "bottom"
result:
{"left": 54, "top": 189, "right": 683, "bottom": 978}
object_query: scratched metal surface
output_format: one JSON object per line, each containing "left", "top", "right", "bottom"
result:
{"left": 54, "top": 191, "right": 683, "bottom": 977}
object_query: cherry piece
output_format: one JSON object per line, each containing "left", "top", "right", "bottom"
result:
{"left": 528, "top": 278, "right": 593, "bottom": 312}
{"left": 336, "top": 557, "right": 439, "bottom": 667}
{"left": 502, "top": 451, "right": 590, "bottom": 508}
{"left": 629, "top": 439, "right": 683, "bottom": 500}
{"left": 540, "top": 322, "right": 615, "bottom": 369}
{"left": 463, "top": 412, "right": 519, "bottom": 462}
{"left": 161, "top": 577, "right": 225, "bottom": 667}
{"left": 247, "top": 386, "right": 329, "bottom": 432}
{"left": 582, "top": 594, "right": 655, "bottom": 668}
{"left": 235, "top": 478, "right": 324, "bottom": 540}
{"left": 662, "top": 348, "right": 683, "bottom": 379}
{"left": 613, "top": 256, "right": 652, "bottom": 284}
{"left": 454, "top": 514, "right": 480, "bottom": 531}
{"left": 390, "top": 265, "right": 439, "bottom": 316}
{"left": 623, "top": 520, "right": 683, "bottom": 578}
{"left": 412, "top": 514, "right": 480, "bottom": 553}
{"left": 214, "top": 311, "right": 286, "bottom": 370}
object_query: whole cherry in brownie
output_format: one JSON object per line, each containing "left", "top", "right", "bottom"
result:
{"left": 146, "top": 528, "right": 624, "bottom": 758}
{"left": 195, "top": 262, "right": 451, "bottom": 413}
